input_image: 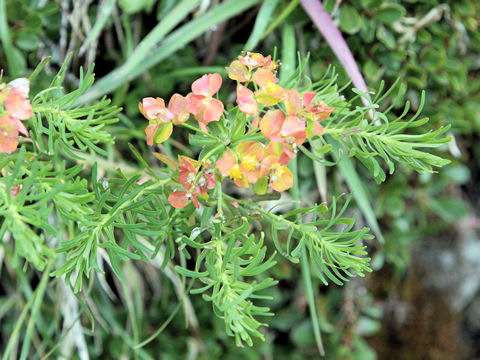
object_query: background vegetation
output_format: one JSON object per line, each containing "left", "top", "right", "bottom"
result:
{"left": 1, "top": 0, "right": 479, "bottom": 358}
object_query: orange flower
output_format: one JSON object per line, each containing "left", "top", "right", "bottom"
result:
{"left": 255, "top": 81, "right": 285, "bottom": 106}
{"left": 252, "top": 68, "right": 278, "bottom": 88}
{"left": 186, "top": 73, "right": 224, "bottom": 132}
{"left": 260, "top": 155, "right": 293, "bottom": 192}
{"left": 216, "top": 149, "right": 248, "bottom": 188}
{"left": 168, "top": 156, "right": 215, "bottom": 209}
{"left": 236, "top": 85, "right": 258, "bottom": 116}
{"left": 284, "top": 90, "right": 335, "bottom": 137}
{"left": 237, "top": 141, "right": 265, "bottom": 184}
{"left": 259, "top": 109, "right": 306, "bottom": 148}
{"left": 302, "top": 92, "right": 335, "bottom": 136}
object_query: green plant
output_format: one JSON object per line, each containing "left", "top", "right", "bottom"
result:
{"left": 0, "top": 46, "right": 450, "bottom": 357}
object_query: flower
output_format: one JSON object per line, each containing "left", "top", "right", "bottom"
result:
{"left": 255, "top": 81, "right": 285, "bottom": 106}
{"left": 236, "top": 85, "right": 258, "bottom": 116}
{"left": 186, "top": 73, "right": 224, "bottom": 132}
{"left": 140, "top": 94, "right": 189, "bottom": 145}
{"left": 260, "top": 154, "right": 293, "bottom": 192}
{"left": 252, "top": 68, "right": 278, "bottom": 88}
{"left": 284, "top": 90, "right": 335, "bottom": 137}
{"left": 216, "top": 149, "right": 249, "bottom": 188}
{"left": 260, "top": 109, "right": 306, "bottom": 149}
{"left": 237, "top": 141, "right": 265, "bottom": 184}
{"left": 168, "top": 156, "right": 215, "bottom": 209}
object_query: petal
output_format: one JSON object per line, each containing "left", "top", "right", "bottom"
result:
{"left": 168, "top": 94, "right": 186, "bottom": 114}
{"left": 153, "top": 152, "right": 177, "bottom": 171}
{"left": 168, "top": 191, "right": 189, "bottom": 208}
{"left": 216, "top": 150, "right": 237, "bottom": 176}
{"left": 252, "top": 68, "right": 278, "bottom": 88}
{"left": 145, "top": 124, "right": 159, "bottom": 146}
{"left": 140, "top": 97, "right": 172, "bottom": 122}
{"left": 236, "top": 85, "right": 258, "bottom": 116}
{"left": 260, "top": 110, "right": 285, "bottom": 140}
{"left": 284, "top": 89, "right": 302, "bottom": 116}
{"left": 5, "top": 90, "right": 32, "bottom": 120}
{"left": 0, "top": 135, "right": 19, "bottom": 154}
{"left": 8, "top": 78, "right": 30, "bottom": 97}
{"left": 237, "top": 141, "right": 264, "bottom": 160}
{"left": 260, "top": 155, "right": 278, "bottom": 177}
{"left": 313, "top": 122, "right": 324, "bottom": 136}
{"left": 191, "top": 193, "right": 200, "bottom": 208}
{"left": 271, "top": 166, "right": 293, "bottom": 192}
{"left": 282, "top": 116, "right": 306, "bottom": 145}
{"left": 251, "top": 116, "right": 260, "bottom": 129}
{"left": 168, "top": 94, "right": 189, "bottom": 124}
{"left": 186, "top": 94, "right": 204, "bottom": 114}
{"left": 239, "top": 52, "right": 266, "bottom": 68}
{"left": 226, "top": 60, "right": 249, "bottom": 82}
{"left": 234, "top": 175, "right": 249, "bottom": 188}
{"left": 11, "top": 117, "right": 28, "bottom": 136}
{"left": 241, "top": 167, "right": 261, "bottom": 184}
{"left": 201, "top": 98, "right": 224, "bottom": 124}
{"left": 302, "top": 92, "right": 316, "bottom": 108}
{"left": 191, "top": 73, "right": 222, "bottom": 96}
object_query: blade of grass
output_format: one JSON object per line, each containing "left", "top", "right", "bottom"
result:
{"left": 280, "top": 24, "right": 296, "bottom": 84}
{"left": 282, "top": 27, "right": 325, "bottom": 356}
{"left": 244, "top": 0, "right": 279, "bottom": 50}
{"left": 301, "top": 247, "right": 325, "bottom": 356}
{"left": 259, "top": 0, "right": 300, "bottom": 41}
{"left": 328, "top": 137, "right": 385, "bottom": 244}
{"left": 79, "top": 0, "right": 117, "bottom": 55}
{"left": 0, "top": 0, "right": 20, "bottom": 77}
{"left": 79, "top": 0, "right": 261, "bottom": 103}
{"left": 19, "top": 260, "right": 54, "bottom": 360}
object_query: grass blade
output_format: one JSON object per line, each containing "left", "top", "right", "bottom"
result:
{"left": 244, "top": 0, "right": 279, "bottom": 50}
{"left": 329, "top": 137, "right": 385, "bottom": 244}
{"left": 80, "top": 0, "right": 261, "bottom": 103}
{"left": 0, "top": 0, "right": 20, "bottom": 77}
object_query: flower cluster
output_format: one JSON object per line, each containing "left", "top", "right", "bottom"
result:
{"left": 139, "top": 73, "right": 223, "bottom": 145}
{"left": 140, "top": 52, "right": 336, "bottom": 208}
{"left": 165, "top": 155, "right": 216, "bottom": 209}
{"left": 0, "top": 78, "right": 32, "bottom": 154}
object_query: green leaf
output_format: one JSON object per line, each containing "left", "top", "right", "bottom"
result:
{"left": 339, "top": 5, "right": 362, "bottom": 34}
{"left": 154, "top": 122, "right": 173, "bottom": 144}
{"left": 373, "top": 4, "right": 406, "bottom": 24}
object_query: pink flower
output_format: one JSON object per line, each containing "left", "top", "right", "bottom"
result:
{"left": 186, "top": 73, "right": 224, "bottom": 132}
